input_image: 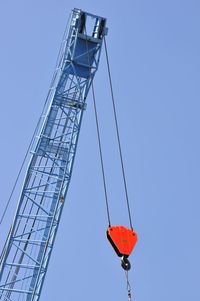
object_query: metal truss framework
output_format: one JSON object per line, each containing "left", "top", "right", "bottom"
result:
{"left": 0, "top": 8, "right": 106, "bottom": 301}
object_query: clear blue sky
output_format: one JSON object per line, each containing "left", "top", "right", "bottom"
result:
{"left": 0, "top": 0, "right": 200, "bottom": 300}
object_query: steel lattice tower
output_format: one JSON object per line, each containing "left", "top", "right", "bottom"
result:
{"left": 0, "top": 8, "right": 107, "bottom": 301}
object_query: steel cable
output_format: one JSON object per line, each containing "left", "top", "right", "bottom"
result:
{"left": 84, "top": 26, "right": 111, "bottom": 227}
{"left": 91, "top": 83, "right": 111, "bottom": 227}
{"left": 104, "top": 37, "right": 133, "bottom": 230}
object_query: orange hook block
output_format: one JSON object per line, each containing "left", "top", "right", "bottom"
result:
{"left": 107, "top": 226, "right": 138, "bottom": 257}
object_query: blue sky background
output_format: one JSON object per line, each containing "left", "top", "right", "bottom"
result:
{"left": 0, "top": 0, "right": 200, "bottom": 300}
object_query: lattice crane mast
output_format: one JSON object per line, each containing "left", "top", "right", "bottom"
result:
{"left": 0, "top": 8, "right": 107, "bottom": 301}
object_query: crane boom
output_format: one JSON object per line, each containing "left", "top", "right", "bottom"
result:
{"left": 0, "top": 8, "right": 107, "bottom": 301}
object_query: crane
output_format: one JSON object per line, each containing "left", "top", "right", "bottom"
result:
{"left": 0, "top": 8, "right": 107, "bottom": 301}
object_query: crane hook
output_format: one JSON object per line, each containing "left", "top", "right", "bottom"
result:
{"left": 121, "top": 256, "right": 131, "bottom": 271}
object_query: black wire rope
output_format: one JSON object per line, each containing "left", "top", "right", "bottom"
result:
{"left": 83, "top": 26, "right": 111, "bottom": 227}
{"left": 125, "top": 270, "right": 132, "bottom": 301}
{"left": 91, "top": 83, "right": 111, "bottom": 227}
{"left": 104, "top": 37, "right": 133, "bottom": 230}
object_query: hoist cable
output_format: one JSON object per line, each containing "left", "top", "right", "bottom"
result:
{"left": 83, "top": 25, "right": 111, "bottom": 227}
{"left": 91, "top": 83, "right": 111, "bottom": 227}
{"left": 104, "top": 37, "right": 133, "bottom": 230}
{"left": 125, "top": 270, "right": 132, "bottom": 301}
